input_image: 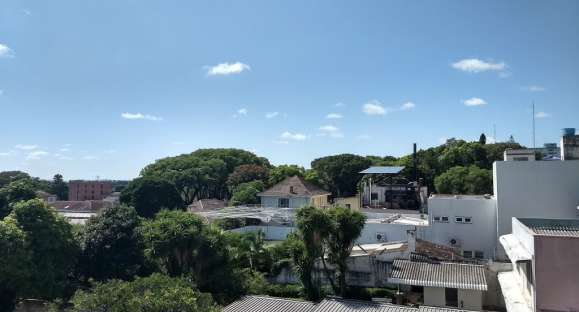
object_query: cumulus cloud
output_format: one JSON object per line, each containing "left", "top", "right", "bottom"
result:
{"left": 319, "top": 125, "right": 343, "bottom": 138}
{"left": 326, "top": 113, "right": 343, "bottom": 119}
{"left": 15, "top": 144, "right": 38, "bottom": 150}
{"left": 83, "top": 155, "right": 99, "bottom": 160}
{"left": 238, "top": 108, "right": 247, "bottom": 115}
{"left": 463, "top": 97, "right": 487, "bottom": 107}
{"left": 400, "top": 102, "right": 416, "bottom": 110}
{"left": 265, "top": 112, "right": 279, "bottom": 119}
{"left": 0, "top": 44, "right": 14, "bottom": 58}
{"left": 59, "top": 148, "right": 70, "bottom": 152}
{"left": 522, "top": 85, "right": 546, "bottom": 92}
{"left": 335, "top": 102, "right": 345, "bottom": 107}
{"left": 26, "top": 150, "right": 48, "bottom": 160}
{"left": 363, "top": 100, "right": 387, "bottom": 115}
{"left": 273, "top": 140, "right": 289, "bottom": 144}
{"left": 357, "top": 134, "right": 371, "bottom": 140}
{"left": 281, "top": 131, "right": 307, "bottom": 141}
{"left": 452, "top": 58, "right": 506, "bottom": 73}
{"left": 535, "top": 111, "right": 550, "bottom": 118}
{"left": 0, "top": 152, "right": 11, "bottom": 157}
{"left": 206, "top": 62, "right": 250, "bottom": 76}
{"left": 121, "top": 113, "right": 163, "bottom": 121}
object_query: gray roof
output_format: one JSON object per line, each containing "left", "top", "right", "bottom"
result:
{"left": 389, "top": 260, "right": 487, "bottom": 291}
{"left": 258, "top": 176, "right": 331, "bottom": 197}
{"left": 518, "top": 218, "right": 579, "bottom": 237}
{"left": 223, "top": 296, "right": 315, "bottom": 312}
{"left": 360, "top": 166, "right": 405, "bottom": 175}
{"left": 418, "top": 307, "right": 472, "bottom": 312}
{"left": 314, "top": 298, "right": 416, "bottom": 312}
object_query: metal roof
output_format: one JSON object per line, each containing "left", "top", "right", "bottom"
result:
{"left": 518, "top": 218, "right": 579, "bottom": 237}
{"left": 418, "top": 307, "right": 472, "bottom": 312}
{"left": 314, "top": 298, "right": 416, "bottom": 312}
{"left": 360, "top": 166, "right": 405, "bottom": 175}
{"left": 388, "top": 260, "right": 487, "bottom": 291}
{"left": 223, "top": 296, "right": 315, "bottom": 312}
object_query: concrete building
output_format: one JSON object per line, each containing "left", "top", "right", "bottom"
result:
{"left": 258, "top": 176, "right": 330, "bottom": 209}
{"left": 427, "top": 195, "right": 497, "bottom": 260}
{"left": 503, "top": 149, "right": 536, "bottom": 162}
{"left": 389, "top": 259, "right": 487, "bottom": 310}
{"left": 499, "top": 218, "right": 579, "bottom": 312}
{"left": 68, "top": 180, "right": 113, "bottom": 201}
{"left": 560, "top": 128, "right": 579, "bottom": 160}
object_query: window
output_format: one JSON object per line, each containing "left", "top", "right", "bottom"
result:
{"left": 441, "top": 216, "right": 449, "bottom": 222}
{"left": 278, "top": 198, "right": 290, "bottom": 208}
{"left": 462, "top": 250, "right": 473, "bottom": 258}
{"left": 345, "top": 204, "right": 351, "bottom": 209}
{"left": 455, "top": 216, "right": 472, "bottom": 224}
{"left": 455, "top": 217, "right": 463, "bottom": 223}
{"left": 433, "top": 216, "right": 441, "bottom": 222}
{"left": 464, "top": 217, "right": 472, "bottom": 223}
{"left": 445, "top": 288, "right": 458, "bottom": 307}
{"left": 514, "top": 156, "right": 529, "bottom": 161}
{"left": 474, "top": 251, "right": 484, "bottom": 259}
{"left": 371, "top": 193, "right": 378, "bottom": 200}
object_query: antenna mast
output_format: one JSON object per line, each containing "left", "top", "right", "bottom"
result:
{"left": 532, "top": 102, "right": 536, "bottom": 150}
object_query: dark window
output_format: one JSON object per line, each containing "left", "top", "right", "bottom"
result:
{"left": 474, "top": 251, "right": 484, "bottom": 259}
{"left": 445, "top": 288, "right": 458, "bottom": 307}
{"left": 441, "top": 216, "right": 449, "bottom": 222}
{"left": 464, "top": 217, "right": 472, "bottom": 223}
{"left": 371, "top": 193, "right": 378, "bottom": 200}
{"left": 434, "top": 216, "right": 441, "bottom": 222}
{"left": 278, "top": 198, "right": 290, "bottom": 208}
{"left": 525, "top": 261, "right": 533, "bottom": 285}
{"left": 345, "top": 204, "right": 351, "bottom": 209}
{"left": 463, "top": 250, "right": 473, "bottom": 258}
{"left": 455, "top": 217, "right": 463, "bottom": 223}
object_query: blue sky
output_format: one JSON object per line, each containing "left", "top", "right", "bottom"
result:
{"left": 1, "top": 1, "right": 578, "bottom": 180}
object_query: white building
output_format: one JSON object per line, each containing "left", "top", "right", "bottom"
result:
{"left": 503, "top": 149, "right": 536, "bottom": 162}
{"left": 427, "top": 195, "right": 496, "bottom": 260}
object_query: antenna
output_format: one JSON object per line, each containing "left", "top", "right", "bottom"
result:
{"left": 493, "top": 123, "right": 496, "bottom": 143}
{"left": 532, "top": 102, "right": 536, "bottom": 150}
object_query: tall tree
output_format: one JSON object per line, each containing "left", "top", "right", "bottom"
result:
{"left": 227, "top": 164, "right": 268, "bottom": 190}
{"left": 311, "top": 154, "right": 372, "bottom": 197}
{"left": 268, "top": 165, "right": 306, "bottom": 186}
{"left": 479, "top": 133, "right": 487, "bottom": 145}
{"left": 0, "top": 220, "right": 31, "bottom": 312}
{"left": 81, "top": 205, "right": 145, "bottom": 281}
{"left": 229, "top": 180, "right": 264, "bottom": 206}
{"left": 434, "top": 165, "right": 492, "bottom": 195}
{"left": 120, "top": 177, "right": 183, "bottom": 218}
{"left": 0, "top": 179, "right": 38, "bottom": 219}
{"left": 51, "top": 174, "right": 69, "bottom": 200}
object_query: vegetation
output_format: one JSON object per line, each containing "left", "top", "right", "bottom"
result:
{"left": 434, "top": 165, "right": 493, "bottom": 195}
{"left": 120, "top": 177, "right": 183, "bottom": 218}
{"left": 229, "top": 180, "right": 264, "bottom": 206}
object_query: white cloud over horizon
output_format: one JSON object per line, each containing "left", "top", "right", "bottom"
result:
{"left": 121, "top": 113, "right": 163, "bottom": 121}
{"left": 265, "top": 112, "right": 279, "bottom": 119}
{"left": 452, "top": 58, "right": 506, "bottom": 73}
{"left": 463, "top": 97, "right": 487, "bottom": 106}
{"left": 206, "top": 62, "right": 250, "bottom": 76}
{"left": 281, "top": 131, "right": 307, "bottom": 141}
{"left": 535, "top": 111, "right": 550, "bottom": 118}
{"left": 15, "top": 144, "right": 38, "bottom": 150}
{"left": 326, "top": 113, "right": 343, "bottom": 119}
{"left": 363, "top": 100, "right": 387, "bottom": 115}
{"left": 319, "top": 125, "right": 343, "bottom": 138}
{"left": 0, "top": 43, "right": 14, "bottom": 58}
{"left": 26, "top": 150, "right": 48, "bottom": 160}
{"left": 400, "top": 102, "right": 416, "bottom": 110}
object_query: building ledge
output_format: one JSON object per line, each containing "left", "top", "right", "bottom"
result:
{"left": 497, "top": 271, "right": 532, "bottom": 312}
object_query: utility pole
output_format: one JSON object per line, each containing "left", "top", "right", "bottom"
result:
{"left": 532, "top": 102, "right": 536, "bottom": 150}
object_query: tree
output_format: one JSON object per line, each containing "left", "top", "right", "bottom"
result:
{"left": 81, "top": 205, "right": 145, "bottom": 281}
{"left": 68, "top": 273, "right": 219, "bottom": 312}
{"left": 229, "top": 180, "right": 264, "bottom": 206}
{"left": 51, "top": 174, "right": 68, "bottom": 200}
{"left": 0, "top": 171, "right": 31, "bottom": 188}
{"left": 227, "top": 164, "right": 268, "bottom": 190}
{"left": 7, "top": 199, "right": 78, "bottom": 300}
{"left": 311, "top": 154, "right": 372, "bottom": 197}
{"left": 479, "top": 133, "right": 487, "bottom": 145}
{"left": 268, "top": 165, "right": 306, "bottom": 186}
{"left": 434, "top": 165, "right": 492, "bottom": 195}
{"left": 325, "top": 206, "right": 366, "bottom": 297}
{"left": 120, "top": 177, "right": 183, "bottom": 218}
{"left": 0, "top": 220, "right": 31, "bottom": 312}
{"left": 0, "top": 179, "right": 38, "bottom": 218}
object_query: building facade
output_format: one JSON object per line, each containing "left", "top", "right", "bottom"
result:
{"left": 258, "top": 176, "right": 330, "bottom": 209}
{"left": 68, "top": 180, "right": 113, "bottom": 201}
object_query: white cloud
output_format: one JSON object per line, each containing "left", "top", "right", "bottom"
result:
{"left": 59, "top": 148, "right": 70, "bottom": 152}
{"left": 319, "top": 125, "right": 343, "bottom": 138}
{"left": 522, "top": 85, "right": 546, "bottom": 92}
{"left": 357, "top": 134, "right": 371, "bottom": 140}
{"left": 0, "top": 152, "right": 11, "bottom": 157}
{"left": 400, "top": 102, "right": 416, "bottom": 110}
{"left": 281, "top": 131, "right": 307, "bottom": 141}
{"left": 0, "top": 44, "right": 14, "bottom": 58}
{"left": 121, "top": 113, "right": 163, "bottom": 121}
{"left": 206, "top": 62, "right": 250, "bottom": 76}
{"left": 237, "top": 108, "right": 248, "bottom": 115}
{"left": 326, "top": 113, "right": 343, "bottom": 119}
{"left": 265, "top": 112, "right": 279, "bottom": 119}
{"left": 273, "top": 140, "right": 289, "bottom": 144}
{"left": 15, "top": 144, "right": 38, "bottom": 150}
{"left": 335, "top": 102, "right": 345, "bottom": 107}
{"left": 363, "top": 100, "right": 387, "bottom": 115}
{"left": 452, "top": 58, "right": 506, "bottom": 73}
{"left": 83, "top": 155, "right": 99, "bottom": 160}
{"left": 26, "top": 150, "right": 48, "bottom": 160}
{"left": 463, "top": 97, "right": 487, "bottom": 107}
{"left": 535, "top": 111, "right": 550, "bottom": 118}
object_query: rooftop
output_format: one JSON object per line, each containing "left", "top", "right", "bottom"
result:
{"left": 360, "top": 166, "right": 405, "bottom": 175}
{"left": 389, "top": 260, "right": 487, "bottom": 291}
{"left": 258, "top": 176, "right": 331, "bottom": 197}
{"left": 518, "top": 218, "right": 579, "bottom": 237}
{"left": 223, "top": 296, "right": 315, "bottom": 312}
{"left": 313, "top": 297, "right": 415, "bottom": 312}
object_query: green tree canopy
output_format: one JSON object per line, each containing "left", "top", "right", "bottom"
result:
{"left": 68, "top": 273, "right": 219, "bottom": 312}
{"left": 227, "top": 164, "right": 268, "bottom": 190}
{"left": 268, "top": 165, "right": 306, "bottom": 186}
{"left": 0, "top": 219, "right": 31, "bottom": 311}
{"left": 229, "top": 180, "right": 264, "bottom": 206}
{"left": 51, "top": 174, "right": 68, "bottom": 200}
{"left": 120, "top": 177, "right": 184, "bottom": 218}
{"left": 311, "top": 154, "right": 372, "bottom": 197}
{"left": 0, "top": 179, "right": 38, "bottom": 218}
{"left": 434, "top": 165, "right": 493, "bottom": 195}
{"left": 80, "top": 205, "right": 145, "bottom": 281}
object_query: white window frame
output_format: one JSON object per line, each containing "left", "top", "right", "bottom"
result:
{"left": 463, "top": 250, "right": 473, "bottom": 258}
{"left": 455, "top": 216, "right": 463, "bottom": 223}
{"left": 441, "top": 216, "right": 449, "bottom": 223}
{"left": 433, "top": 216, "right": 441, "bottom": 222}
{"left": 455, "top": 216, "right": 472, "bottom": 224}
{"left": 464, "top": 217, "right": 472, "bottom": 224}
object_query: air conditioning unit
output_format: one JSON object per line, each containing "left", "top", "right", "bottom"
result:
{"left": 376, "top": 233, "right": 387, "bottom": 242}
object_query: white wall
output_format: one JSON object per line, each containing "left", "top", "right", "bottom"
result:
{"left": 458, "top": 289, "right": 483, "bottom": 310}
{"left": 260, "top": 196, "right": 310, "bottom": 208}
{"left": 426, "top": 196, "right": 497, "bottom": 259}
{"left": 494, "top": 161, "right": 579, "bottom": 238}
{"left": 424, "top": 287, "right": 446, "bottom": 307}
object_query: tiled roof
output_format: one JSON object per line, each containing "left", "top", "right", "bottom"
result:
{"left": 188, "top": 199, "right": 227, "bottom": 212}
{"left": 258, "top": 176, "right": 330, "bottom": 197}
{"left": 389, "top": 260, "right": 487, "bottom": 291}
{"left": 49, "top": 200, "right": 112, "bottom": 212}
{"left": 223, "top": 296, "right": 315, "bottom": 312}
{"left": 314, "top": 298, "right": 416, "bottom": 312}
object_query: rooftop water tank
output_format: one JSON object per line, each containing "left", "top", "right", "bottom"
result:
{"left": 562, "top": 128, "right": 576, "bottom": 137}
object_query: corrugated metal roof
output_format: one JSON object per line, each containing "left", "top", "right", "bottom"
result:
{"left": 518, "top": 218, "right": 579, "bottom": 237}
{"left": 360, "top": 166, "right": 405, "bottom": 174}
{"left": 418, "top": 307, "right": 472, "bottom": 312}
{"left": 314, "top": 298, "right": 416, "bottom": 312}
{"left": 388, "top": 260, "right": 487, "bottom": 291}
{"left": 223, "top": 296, "right": 315, "bottom": 312}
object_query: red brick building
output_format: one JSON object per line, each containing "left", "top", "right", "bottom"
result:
{"left": 68, "top": 180, "right": 113, "bottom": 201}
